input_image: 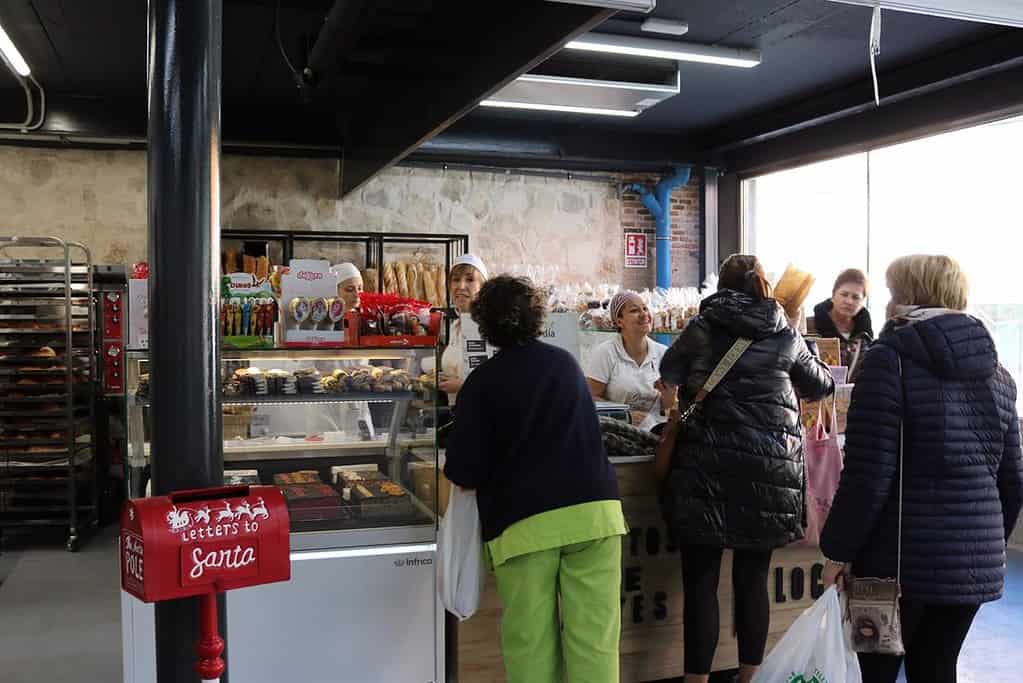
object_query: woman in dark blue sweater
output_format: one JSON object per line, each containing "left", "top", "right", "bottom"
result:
{"left": 821, "top": 255, "right": 1023, "bottom": 683}
{"left": 443, "top": 276, "right": 626, "bottom": 683}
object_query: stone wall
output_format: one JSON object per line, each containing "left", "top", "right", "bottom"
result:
{"left": 0, "top": 146, "right": 702, "bottom": 288}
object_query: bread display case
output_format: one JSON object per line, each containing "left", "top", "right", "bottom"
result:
{"left": 124, "top": 346, "right": 440, "bottom": 538}
{"left": 120, "top": 346, "right": 444, "bottom": 683}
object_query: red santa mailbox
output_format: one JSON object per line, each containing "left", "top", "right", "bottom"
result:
{"left": 121, "top": 485, "right": 290, "bottom": 681}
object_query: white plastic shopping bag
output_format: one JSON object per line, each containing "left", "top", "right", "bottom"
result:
{"left": 752, "top": 586, "right": 861, "bottom": 683}
{"left": 438, "top": 485, "right": 486, "bottom": 621}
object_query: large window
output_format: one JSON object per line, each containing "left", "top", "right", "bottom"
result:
{"left": 744, "top": 115, "right": 1023, "bottom": 402}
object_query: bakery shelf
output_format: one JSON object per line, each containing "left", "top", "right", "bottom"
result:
{"left": 0, "top": 298, "right": 90, "bottom": 308}
{"left": 0, "top": 236, "right": 97, "bottom": 550}
{"left": 0, "top": 328, "right": 90, "bottom": 335}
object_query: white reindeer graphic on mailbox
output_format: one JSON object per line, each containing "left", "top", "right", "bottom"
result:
{"left": 166, "top": 505, "right": 192, "bottom": 531}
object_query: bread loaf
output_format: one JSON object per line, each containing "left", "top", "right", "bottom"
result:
{"left": 363, "top": 267, "right": 379, "bottom": 293}
{"left": 256, "top": 256, "right": 269, "bottom": 281}
{"left": 407, "top": 263, "right": 420, "bottom": 303}
{"left": 395, "top": 262, "right": 410, "bottom": 299}
{"left": 383, "top": 263, "right": 398, "bottom": 294}
{"left": 422, "top": 266, "right": 439, "bottom": 308}
{"left": 225, "top": 249, "right": 239, "bottom": 274}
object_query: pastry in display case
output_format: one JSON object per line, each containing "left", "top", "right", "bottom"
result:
{"left": 123, "top": 346, "right": 439, "bottom": 537}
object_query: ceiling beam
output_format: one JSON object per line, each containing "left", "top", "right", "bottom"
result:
{"left": 714, "top": 59, "right": 1023, "bottom": 178}
{"left": 410, "top": 116, "right": 701, "bottom": 172}
{"left": 701, "top": 29, "right": 1023, "bottom": 157}
{"left": 337, "top": 0, "right": 613, "bottom": 197}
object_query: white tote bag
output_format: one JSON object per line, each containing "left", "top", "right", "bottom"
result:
{"left": 753, "top": 587, "right": 862, "bottom": 683}
{"left": 438, "top": 485, "right": 486, "bottom": 621}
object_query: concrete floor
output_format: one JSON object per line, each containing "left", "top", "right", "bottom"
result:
{"left": 0, "top": 529, "right": 1019, "bottom": 682}
{"left": 0, "top": 525, "right": 121, "bottom": 683}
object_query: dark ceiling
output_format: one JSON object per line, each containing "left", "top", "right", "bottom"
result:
{"left": 0, "top": 0, "right": 1022, "bottom": 188}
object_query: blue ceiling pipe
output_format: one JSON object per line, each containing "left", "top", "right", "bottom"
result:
{"left": 626, "top": 166, "right": 692, "bottom": 290}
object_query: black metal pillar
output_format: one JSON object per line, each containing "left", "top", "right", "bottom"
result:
{"left": 147, "top": 1, "right": 224, "bottom": 682}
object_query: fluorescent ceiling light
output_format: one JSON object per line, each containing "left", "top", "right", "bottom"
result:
{"left": 515, "top": 72, "right": 678, "bottom": 93}
{"left": 480, "top": 100, "right": 640, "bottom": 117}
{"left": 641, "top": 17, "right": 689, "bottom": 35}
{"left": 546, "top": 0, "right": 656, "bottom": 13}
{"left": 566, "top": 33, "right": 762, "bottom": 68}
{"left": 826, "top": 0, "right": 1023, "bottom": 28}
{"left": 0, "top": 24, "right": 30, "bottom": 77}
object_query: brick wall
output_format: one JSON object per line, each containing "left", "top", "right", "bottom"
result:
{"left": 620, "top": 170, "right": 702, "bottom": 291}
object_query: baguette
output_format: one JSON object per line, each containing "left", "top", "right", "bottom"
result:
{"left": 225, "top": 249, "right": 239, "bottom": 274}
{"left": 383, "top": 262, "right": 398, "bottom": 294}
{"left": 243, "top": 255, "right": 256, "bottom": 275}
{"left": 363, "top": 267, "right": 379, "bottom": 294}
{"left": 434, "top": 265, "right": 447, "bottom": 307}
{"left": 256, "top": 256, "right": 270, "bottom": 281}
{"left": 395, "top": 262, "right": 410, "bottom": 299}
{"left": 422, "top": 266, "right": 439, "bottom": 308}
{"left": 407, "top": 263, "right": 421, "bottom": 302}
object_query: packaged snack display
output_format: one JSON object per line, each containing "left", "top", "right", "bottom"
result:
{"left": 221, "top": 273, "right": 276, "bottom": 350}
{"left": 279, "top": 260, "right": 345, "bottom": 347}
{"left": 345, "top": 292, "right": 441, "bottom": 348}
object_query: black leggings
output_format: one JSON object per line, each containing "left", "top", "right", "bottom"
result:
{"left": 858, "top": 601, "right": 979, "bottom": 683}
{"left": 681, "top": 544, "right": 773, "bottom": 675}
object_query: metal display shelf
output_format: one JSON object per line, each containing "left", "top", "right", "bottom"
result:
{"left": 0, "top": 237, "right": 98, "bottom": 551}
{"left": 221, "top": 228, "right": 468, "bottom": 303}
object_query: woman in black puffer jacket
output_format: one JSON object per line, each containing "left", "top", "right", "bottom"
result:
{"left": 659, "top": 254, "right": 834, "bottom": 683}
{"left": 821, "top": 255, "right": 1023, "bottom": 683}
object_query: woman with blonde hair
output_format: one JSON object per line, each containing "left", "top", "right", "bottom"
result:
{"left": 822, "top": 255, "right": 1023, "bottom": 683}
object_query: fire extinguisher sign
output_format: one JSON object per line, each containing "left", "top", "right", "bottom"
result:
{"left": 625, "top": 233, "right": 648, "bottom": 268}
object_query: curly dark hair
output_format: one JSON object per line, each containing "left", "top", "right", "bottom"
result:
{"left": 470, "top": 275, "right": 546, "bottom": 348}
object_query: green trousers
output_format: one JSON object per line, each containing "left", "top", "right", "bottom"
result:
{"left": 493, "top": 535, "right": 622, "bottom": 683}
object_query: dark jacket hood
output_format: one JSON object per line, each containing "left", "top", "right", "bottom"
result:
{"left": 879, "top": 311, "right": 997, "bottom": 381}
{"left": 813, "top": 300, "right": 874, "bottom": 340}
{"left": 700, "top": 289, "right": 787, "bottom": 341}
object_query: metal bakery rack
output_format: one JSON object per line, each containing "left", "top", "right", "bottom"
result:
{"left": 0, "top": 236, "right": 97, "bottom": 551}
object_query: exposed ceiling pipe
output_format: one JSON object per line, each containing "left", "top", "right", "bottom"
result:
{"left": 626, "top": 165, "right": 691, "bottom": 289}
{"left": 301, "top": 0, "right": 368, "bottom": 90}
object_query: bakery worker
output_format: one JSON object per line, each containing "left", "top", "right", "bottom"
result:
{"left": 331, "top": 262, "right": 364, "bottom": 311}
{"left": 438, "top": 253, "right": 488, "bottom": 405}
{"left": 586, "top": 290, "right": 675, "bottom": 430}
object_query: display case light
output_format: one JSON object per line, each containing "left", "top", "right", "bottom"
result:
{"left": 826, "top": 0, "right": 1023, "bottom": 27}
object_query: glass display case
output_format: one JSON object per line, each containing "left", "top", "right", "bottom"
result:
{"left": 123, "top": 347, "right": 440, "bottom": 542}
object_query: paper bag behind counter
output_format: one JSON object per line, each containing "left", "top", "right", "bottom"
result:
{"left": 774, "top": 264, "right": 815, "bottom": 319}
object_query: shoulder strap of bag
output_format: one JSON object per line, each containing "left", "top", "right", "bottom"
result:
{"left": 896, "top": 353, "right": 904, "bottom": 586}
{"left": 677, "top": 338, "right": 753, "bottom": 422}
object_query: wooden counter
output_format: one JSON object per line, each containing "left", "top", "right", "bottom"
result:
{"left": 455, "top": 460, "right": 824, "bottom": 682}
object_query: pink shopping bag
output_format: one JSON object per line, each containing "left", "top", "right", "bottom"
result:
{"left": 799, "top": 399, "right": 843, "bottom": 547}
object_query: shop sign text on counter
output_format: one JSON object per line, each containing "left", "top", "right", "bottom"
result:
{"left": 625, "top": 233, "right": 648, "bottom": 269}
{"left": 619, "top": 522, "right": 826, "bottom": 625}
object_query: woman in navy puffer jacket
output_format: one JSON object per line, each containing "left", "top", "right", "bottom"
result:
{"left": 821, "top": 255, "right": 1023, "bottom": 683}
